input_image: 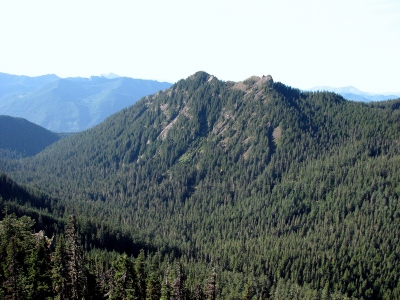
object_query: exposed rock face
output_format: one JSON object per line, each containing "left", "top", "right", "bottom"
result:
{"left": 260, "top": 74, "right": 273, "bottom": 84}
{"left": 232, "top": 74, "right": 273, "bottom": 92}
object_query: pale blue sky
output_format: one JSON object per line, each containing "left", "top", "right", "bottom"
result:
{"left": 1, "top": 0, "right": 399, "bottom": 93}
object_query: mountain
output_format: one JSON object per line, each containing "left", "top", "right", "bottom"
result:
{"left": 0, "top": 72, "right": 59, "bottom": 98}
{"left": 308, "top": 85, "right": 400, "bottom": 102}
{"left": 0, "top": 115, "right": 60, "bottom": 158}
{"left": 0, "top": 72, "right": 172, "bottom": 132}
{"left": 1, "top": 72, "right": 400, "bottom": 298}
{"left": 100, "top": 72, "right": 121, "bottom": 79}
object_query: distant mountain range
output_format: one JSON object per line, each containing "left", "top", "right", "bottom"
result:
{"left": 308, "top": 86, "right": 400, "bottom": 102}
{"left": 0, "top": 115, "right": 60, "bottom": 158}
{"left": 0, "top": 72, "right": 172, "bottom": 132}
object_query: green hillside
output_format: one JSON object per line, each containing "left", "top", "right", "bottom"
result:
{"left": 0, "top": 115, "right": 61, "bottom": 158}
{"left": 1, "top": 71, "right": 400, "bottom": 298}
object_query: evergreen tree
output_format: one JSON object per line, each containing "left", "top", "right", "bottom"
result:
{"left": 65, "top": 215, "right": 87, "bottom": 299}
{"left": 135, "top": 249, "right": 147, "bottom": 299}
{"left": 171, "top": 262, "right": 186, "bottom": 300}
{"left": 0, "top": 214, "right": 35, "bottom": 299}
{"left": 242, "top": 281, "right": 252, "bottom": 300}
{"left": 3, "top": 236, "right": 26, "bottom": 299}
{"left": 146, "top": 258, "right": 161, "bottom": 300}
{"left": 52, "top": 236, "right": 68, "bottom": 299}
{"left": 205, "top": 269, "right": 216, "bottom": 300}
{"left": 193, "top": 284, "right": 205, "bottom": 300}
{"left": 108, "top": 253, "right": 136, "bottom": 299}
{"left": 160, "top": 263, "right": 172, "bottom": 300}
{"left": 27, "top": 232, "right": 52, "bottom": 299}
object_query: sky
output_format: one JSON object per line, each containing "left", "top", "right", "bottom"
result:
{"left": 1, "top": 0, "right": 399, "bottom": 94}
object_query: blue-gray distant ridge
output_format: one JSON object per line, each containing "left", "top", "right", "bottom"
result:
{"left": 0, "top": 72, "right": 172, "bottom": 132}
{"left": 308, "top": 86, "right": 400, "bottom": 102}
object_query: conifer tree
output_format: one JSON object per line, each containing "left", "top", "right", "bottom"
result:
{"left": 65, "top": 215, "right": 87, "bottom": 299}
{"left": 108, "top": 253, "right": 136, "bottom": 299}
{"left": 171, "top": 262, "right": 186, "bottom": 300}
{"left": 0, "top": 214, "right": 35, "bottom": 299}
{"left": 27, "top": 232, "right": 52, "bottom": 299}
{"left": 160, "top": 263, "right": 172, "bottom": 300}
{"left": 205, "top": 269, "right": 216, "bottom": 300}
{"left": 242, "top": 281, "right": 252, "bottom": 300}
{"left": 146, "top": 258, "right": 161, "bottom": 300}
{"left": 135, "top": 249, "right": 147, "bottom": 299}
{"left": 193, "top": 284, "right": 205, "bottom": 300}
{"left": 52, "top": 236, "right": 68, "bottom": 299}
{"left": 3, "top": 236, "right": 25, "bottom": 299}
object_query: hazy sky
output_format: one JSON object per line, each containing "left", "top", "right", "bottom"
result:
{"left": 1, "top": 0, "right": 399, "bottom": 93}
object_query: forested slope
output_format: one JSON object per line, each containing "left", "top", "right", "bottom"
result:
{"left": 0, "top": 115, "right": 60, "bottom": 158}
{"left": 1, "top": 72, "right": 400, "bottom": 298}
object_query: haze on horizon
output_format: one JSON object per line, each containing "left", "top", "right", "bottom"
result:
{"left": 1, "top": 0, "right": 399, "bottom": 94}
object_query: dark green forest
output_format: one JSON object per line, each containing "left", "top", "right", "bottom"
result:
{"left": 0, "top": 115, "right": 61, "bottom": 158}
{"left": 1, "top": 71, "right": 400, "bottom": 299}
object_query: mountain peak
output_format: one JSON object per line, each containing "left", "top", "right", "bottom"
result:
{"left": 232, "top": 74, "right": 273, "bottom": 92}
{"left": 100, "top": 73, "right": 120, "bottom": 79}
{"left": 261, "top": 74, "right": 273, "bottom": 82}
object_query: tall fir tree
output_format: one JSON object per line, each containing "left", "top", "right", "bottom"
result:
{"left": 135, "top": 249, "right": 147, "bottom": 299}
{"left": 160, "top": 263, "right": 172, "bottom": 300}
{"left": 65, "top": 215, "right": 87, "bottom": 299}
{"left": 27, "top": 232, "right": 52, "bottom": 299}
{"left": 107, "top": 253, "right": 136, "bottom": 300}
{"left": 52, "top": 236, "right": 68, "bottom": 299}
{"left": 205, "top": 269, "right": 216, "bottom": 300}
{"left": 171, "top": 262, "right": 186, "bottom": 300}
{"left": 146, "top": 258, "right": 161, "bottom": 300}
{"left": 0, "top": 214, "right": 35, "bottom": 300}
